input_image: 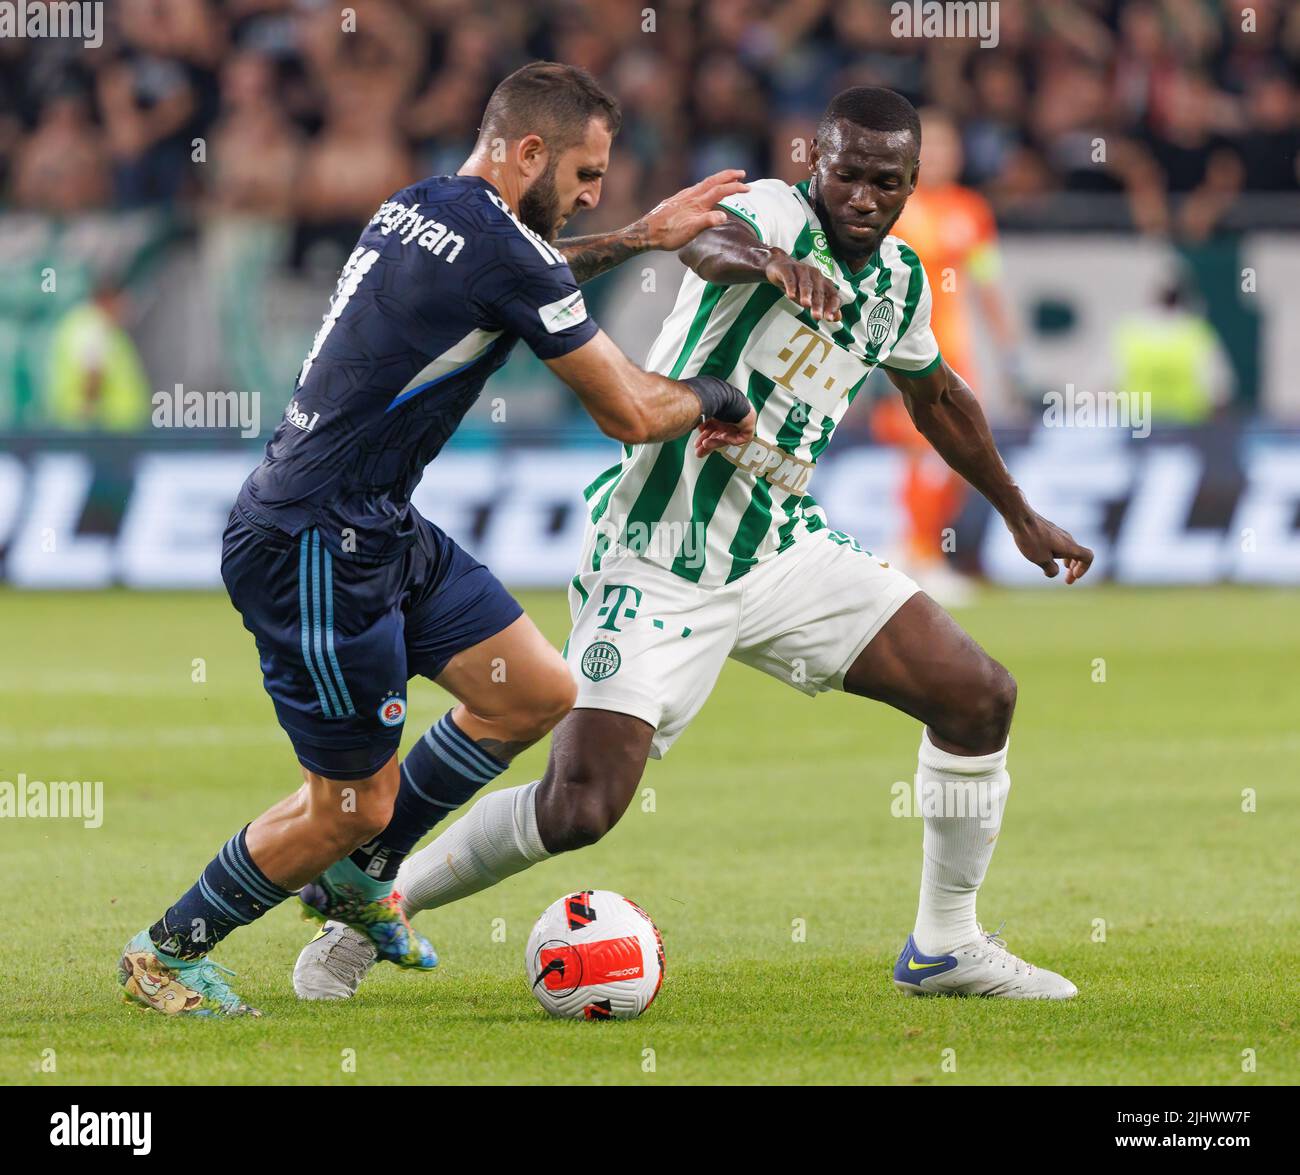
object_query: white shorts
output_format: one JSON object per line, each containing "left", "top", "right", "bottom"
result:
{"left": 564, "top": 529, "right": 919, "bottom": 759}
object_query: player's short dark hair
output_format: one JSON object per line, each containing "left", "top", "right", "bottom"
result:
{"left": 479, "top": 61, "right": 622, "bottom": 153}
{"left": 818, "top": 86, "right": 921, "bottom": 151}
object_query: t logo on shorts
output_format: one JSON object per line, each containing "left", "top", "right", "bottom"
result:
{"left": 596, "top": 583, "right": 642, "bottom": 633}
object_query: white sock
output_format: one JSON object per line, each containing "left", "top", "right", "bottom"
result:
{"left": 910, "top": 729, "right": 1010, "bottom": 956}
{"left": 395, "top": 780, "right": 550, "bottom": 914}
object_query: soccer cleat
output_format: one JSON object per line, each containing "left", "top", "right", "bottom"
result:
{"left": 118, "top": 930, "right": 262, "bottom": 1016}
{"left": 293, "top": 921, "right": 378, "bottom": 1000}
{"left": 299, "top": 880, "right": 437, "bottom": 970}
{"left": 893, "top": 924, "right": 1078, "bottom": 999}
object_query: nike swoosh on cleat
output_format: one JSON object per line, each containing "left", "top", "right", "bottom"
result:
{"left": 907, "top": 959, "right": 949, "bottom": 971}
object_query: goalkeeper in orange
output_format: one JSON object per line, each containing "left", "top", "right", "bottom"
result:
{"left": 872, "top": 107, "right": 1021, "bottom": 604}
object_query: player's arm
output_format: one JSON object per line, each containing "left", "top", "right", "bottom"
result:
{"left": 555, "top": 169, "right": 750, "bottom": 283}
{"left": 546, "top": 329, "right": 754, "bottom": 450}
{"left": 886, "top": 360, "right": 1093, "bottom": 583}
{"left": 678, "top": 220, "right": 843, "bottom": 322}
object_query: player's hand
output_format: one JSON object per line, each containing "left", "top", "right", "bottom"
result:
{"left": 634, "top": 169, "right": 750, "bottom": 252}
{"left": 1008, "top": 512, "right": 1094, "bottom": 583}
{"left": 763, "top": 249, "right": 842, "bottom": 322}
{"left": 694, "top": 407, "right": 756, "bottom": 458}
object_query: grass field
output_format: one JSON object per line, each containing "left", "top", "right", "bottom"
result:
{"left": 1, "top": 585, "right": 1296, "bottom": 1085}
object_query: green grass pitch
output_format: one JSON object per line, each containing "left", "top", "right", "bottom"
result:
{"left": 1, "top": 585, "right": 1296, "bottom": 1085}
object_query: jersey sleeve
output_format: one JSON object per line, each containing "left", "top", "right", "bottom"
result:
{"left": 471, "top": 226, "right": 599, "bottom": 360}
{"left": 883, "top": 256, "right": 943, "bottom": 377}
{"left": 717, "top": 178, "right": 804, "bottom": 253}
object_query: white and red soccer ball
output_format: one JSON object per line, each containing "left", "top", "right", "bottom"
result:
{"left": 526, "top": 890, "right": 665, "bottom": 1020}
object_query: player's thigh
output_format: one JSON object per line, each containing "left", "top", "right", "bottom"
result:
{"left": 842, "top": 592, "right": 1017, "bottom": 753}
{"left": 402, "top": 517, "right": 527, "bottom": 692}
{"left": 731, "top": 529, "right": 919, "bottom": 698}
{"left": 434, "top": 610, "right": 576, "bottom": 728}
{"left": 565, "top": 555, "right": 736, "bottom": 760}
{"left": 222, "top": 516, "right": 408, "bottom": 779}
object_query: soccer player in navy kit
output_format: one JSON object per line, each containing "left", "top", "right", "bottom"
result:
{"left": 118, "top": 62, "right": 756, "bottom": 1016}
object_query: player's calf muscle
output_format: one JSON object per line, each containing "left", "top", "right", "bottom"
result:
{"left": 247, "top": 765, "right": 399, "bottom": 887}
{"left": 535, "top": 710, "right": 652, "bottom": 852}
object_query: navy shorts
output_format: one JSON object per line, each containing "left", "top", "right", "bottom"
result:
{"left": 221, "top": 505, "right": 523, "bottom": 780}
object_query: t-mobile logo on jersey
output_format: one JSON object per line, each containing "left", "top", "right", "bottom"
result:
{"left": 285, "top": 400, "right": 320, "bottom": 433}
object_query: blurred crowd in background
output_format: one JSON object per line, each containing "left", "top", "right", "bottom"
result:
{"left": 1, "top": 0, "right": 1298, "bottom": 435}
{"left": 5, "top": 0, "right": 1299, "bottom": 233}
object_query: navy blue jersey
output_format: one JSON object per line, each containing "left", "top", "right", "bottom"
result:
{"left": 236, "top": 174, "right": 598, "bottom": 563}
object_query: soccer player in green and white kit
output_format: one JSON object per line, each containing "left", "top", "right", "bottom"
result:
{"left": 296, "top": 86, "right": 1094, "bottom": 1001}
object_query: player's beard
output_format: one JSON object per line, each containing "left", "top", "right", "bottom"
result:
{"left": 518, "top": 156, "right": 562, "bottom": 241}
{"left": 810, "top": 182, "right": 906, "bottom": 264}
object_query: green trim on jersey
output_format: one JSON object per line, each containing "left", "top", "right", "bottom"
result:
{"left": 720, "top": 203, "right": 765, "bottom": 243}
{"left": 884, "top": 352, "right": 944, "bottom": 378}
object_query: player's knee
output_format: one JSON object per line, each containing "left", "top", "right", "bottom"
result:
{"left": 553, "top": 789, "right": 621, "bottom": 851}
{"left": 933, "top": 658, "right": 1016, "bottom": 754}
{"left": 967, "top": 661, "right": 1017, "bottom": 752}
{"left": 307, "top": 773, "right": 396, "bottom": 849}
{"left": 537, "top": 765, "right": 624, "bottom": 853}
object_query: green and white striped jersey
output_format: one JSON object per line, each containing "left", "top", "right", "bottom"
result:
{"left": 582, "top": 177, "right": 942, "bottom": 589}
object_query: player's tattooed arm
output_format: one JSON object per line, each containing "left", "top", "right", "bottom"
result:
{"left": 889, "top": 361, "right": 1094, "bottom": 583}
{"left": 680, "top": 221, "right": 842, "bottom": 321}
{"left": 556, "top": 169, "right": 750, "bottom": 283}
{"left": 555, "top": 226, "right": 652, "bottom": 283}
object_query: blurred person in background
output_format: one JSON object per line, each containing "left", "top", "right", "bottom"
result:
{"left": 205, "top": 50, "right": 302, "bottom": 218}
{"left": 10, "top": 88, "right": 111, "bottom": 213}
{"left": 44, "top": 279, "right": 151, "bottom": 431}
{"left": 96, "top": 0, "right": 225, "bottom": 208}
{"left": 1236, "top": 71, "right": 1300, "bottom": 192}
{"left": 295, "top": 80, "right": 415, "bottom": 249}
{"left": 1111, "top": 277, "right": 1235, "bottom": 423}
{"left": 874, "top": 108, "right": 1020, "bottom": 604}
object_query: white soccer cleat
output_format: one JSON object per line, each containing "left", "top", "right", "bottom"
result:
{"left": 892, "top": 924, "right": 1078, "bottom": 999}
{"left": 293, "top": 921, "right": 377, "bottom": 1000}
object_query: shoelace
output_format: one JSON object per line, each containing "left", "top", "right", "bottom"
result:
{"left": 192, "top": 960, "right": 244, "bottom": 1008}
{"left": 974, "top": 921, "right": 1032, "bottom": 974}
{"left": 323, "top": 928, "right": 377, "bottom": 978}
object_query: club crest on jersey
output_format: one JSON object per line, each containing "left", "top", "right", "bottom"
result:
{"left": 866, "top": 300, "right": 894, "bottom": 346}
{"left": 377, "top": 694, "right": 406, "bottom": 726}
{"left": 581, "top": 641, "right": 621, "bottom": 682}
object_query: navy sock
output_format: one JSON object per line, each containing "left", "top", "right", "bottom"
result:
{"left": 149, "top": 826, "right": 294, "bottom": 960}
{"left": 350, "top": 710, "right": 506, "bottom": 881}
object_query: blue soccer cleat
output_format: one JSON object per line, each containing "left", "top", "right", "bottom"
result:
{"left": 299, "top": 880, "right": 437, "bottom": 970}
{"left": 117, "top": 929, "right": 262, "bottom": 1016}
{"left": 893, "top": 925, "right": 1077, "bottom": 999}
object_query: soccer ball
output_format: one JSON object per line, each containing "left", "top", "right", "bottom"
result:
{"left": 525, "top": 889, "right": 665, "bottom": 1020}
